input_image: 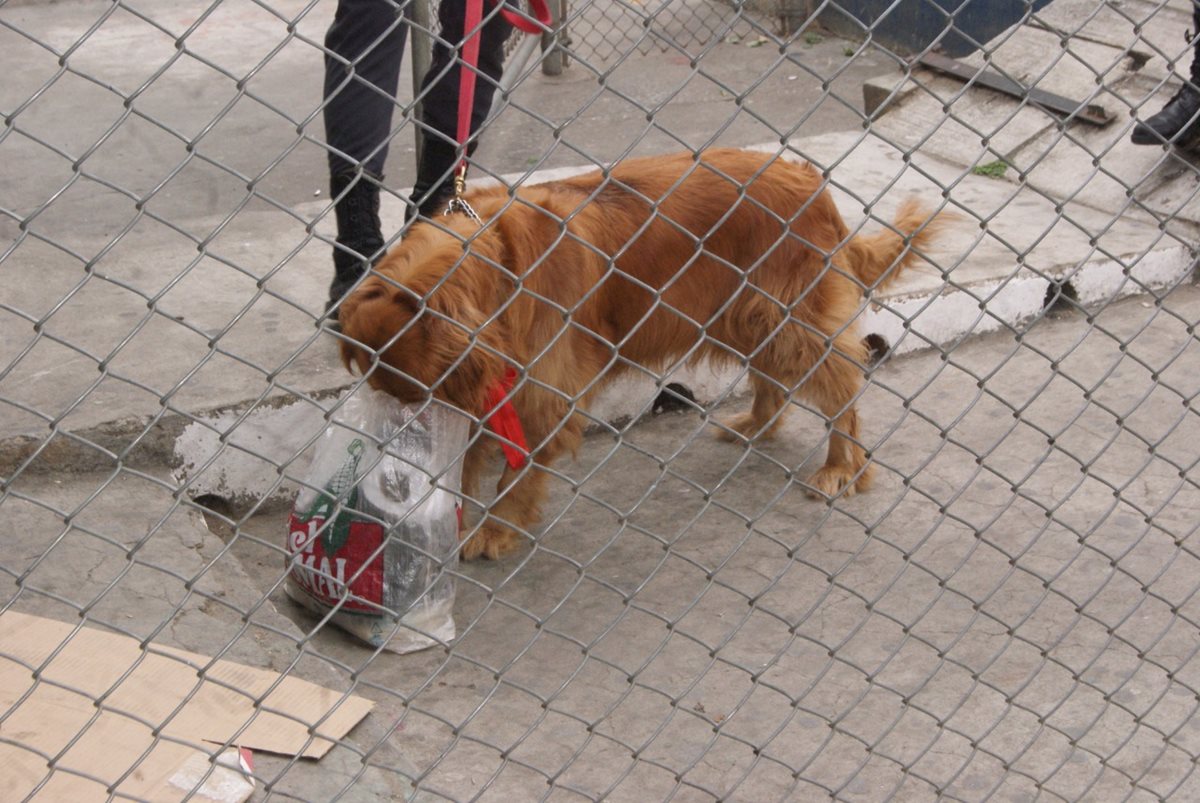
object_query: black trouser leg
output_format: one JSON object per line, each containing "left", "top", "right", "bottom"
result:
{"left": 324, "top": 0, "right": 408, "bottom": 178}
{"left": 323, "top": 0, "right": 409, "bottom": 310}
{"left": 408, "top": 2, "right": 513, "bottom": 220}
{"left": 1192, "top": 2, "right": 1200, "bottom": 85}
{"left": 321, "top": 0, "right": 516, "bottom": 313}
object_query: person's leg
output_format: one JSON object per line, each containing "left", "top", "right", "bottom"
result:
{"left": 1131, "top": 2, "right": 1200, "bottom": 145}
{"left": 323, "top": 0, "right": 409, "bottom": 312}
{"left": 408, "top": 2, "right": 513, "bottom": 220}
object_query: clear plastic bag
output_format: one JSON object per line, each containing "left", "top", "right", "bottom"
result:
{"left": 285, "top": 388, "right": 468, "bottom": 654}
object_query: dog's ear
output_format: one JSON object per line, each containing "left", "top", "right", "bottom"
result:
{"left": 421, "top": 282, "right": 508, "bottom": 416}
{"left": 338, "top": 269, "right": 509, "bottom": 415}
{"left": 338, "top": 277, "right": 423, "bottom": 388}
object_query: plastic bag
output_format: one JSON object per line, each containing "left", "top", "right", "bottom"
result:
{"left": 285, "top": 388, "right": 468, "bottom": 653}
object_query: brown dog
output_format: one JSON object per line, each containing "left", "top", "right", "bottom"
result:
{"left": 339, "top": 148, "right": 941, "bottom": 560}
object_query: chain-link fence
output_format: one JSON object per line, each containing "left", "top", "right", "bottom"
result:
{"left": 559, "top": 0, "right": 761, "bottom": 60}
{"left": 3, "top": 0, "right": 1200, "bottom": 800}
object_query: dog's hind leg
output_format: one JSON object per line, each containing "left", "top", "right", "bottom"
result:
{"left": 803, "top": 340, "right": 873, "bottom": 498}
{"left": 717, "top": 371, "right": 790, "bottom": 443}
{"left": 714, "top": 310, "right": 808, "bottom": 443}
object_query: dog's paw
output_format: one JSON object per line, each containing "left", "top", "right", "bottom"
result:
{"left": 805, "top": 463, "right": 872, "bottom": 499}
{"left": 716, "top": 412, "right": 777, "bottom": 443}
{"left": 460, "top": 524, "right": 523, "bottom": 561}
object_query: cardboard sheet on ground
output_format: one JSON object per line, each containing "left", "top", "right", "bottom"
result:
{"left": 0, "top": 611, "right": 374, "bottom": 801}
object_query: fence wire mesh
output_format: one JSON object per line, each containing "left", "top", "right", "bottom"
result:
{"left": 3, "top": 0, "right": 1200, "bottom": 800}
{"left": 559, "top": 0, "right": 761, "bottom": 60}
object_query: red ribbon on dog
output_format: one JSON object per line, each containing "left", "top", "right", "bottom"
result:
{"left": 484, "top": 365, "right": 528, "bottom": 470}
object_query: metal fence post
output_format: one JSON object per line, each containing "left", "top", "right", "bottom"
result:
{"left": 411, "top": 0, "right": 433, "bottom": 169}
{"left": 541, "top": 0, "right": 567, "bottom": 76}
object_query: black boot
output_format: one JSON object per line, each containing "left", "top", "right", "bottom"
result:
{"left": 327, "top": 170, "right": 385, "bottom": 319}
{"left": 1132, "top": 83, "right": 1200, "bottom": 146}
{"left": 1132, "top": 18, "right": 1200, "bottom": 147}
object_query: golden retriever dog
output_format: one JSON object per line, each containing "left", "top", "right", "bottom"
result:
{"left": 339, "top": 148, "right": 942, "bottom": 560}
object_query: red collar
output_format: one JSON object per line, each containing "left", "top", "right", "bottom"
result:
{"left": 483, "top": 366, "right": 528, "bottom": 469}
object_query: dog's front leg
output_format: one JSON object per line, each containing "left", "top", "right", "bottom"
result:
{"left": 458, "top": 404, "right": 582, "bottom": 560}
{"left": 458, "top": 430, "right": 488, "bottom": 513}
{"left": 459, "top": 457, "right": 555, "bottom": 560}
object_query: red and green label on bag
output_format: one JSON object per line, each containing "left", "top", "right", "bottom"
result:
{"left": 286, "top": 438, "right": 387, "bottom": 613}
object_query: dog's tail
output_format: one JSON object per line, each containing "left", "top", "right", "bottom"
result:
{"left": 842, "top": 198, "right": 947, "bottom": 291}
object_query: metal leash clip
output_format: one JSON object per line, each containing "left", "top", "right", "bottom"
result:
{"left": 444, "top": 168, "right": 484, "bottom": 227}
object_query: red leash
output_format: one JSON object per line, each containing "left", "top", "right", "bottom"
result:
{"left": 498, "top": 0, "right": 551, "bottom": 34}
{"left": 452, "top": 3, "right": 548, "bottom": 469}
{"left": 454, "top": 0, "right": 485, "bottom": 187}
{"left": 453, "top": 0, "right": 552, "bottom": 195}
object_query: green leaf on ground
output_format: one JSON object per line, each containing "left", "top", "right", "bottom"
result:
{"left": 972, "top": 160, "right": 1009, "bottom": 178}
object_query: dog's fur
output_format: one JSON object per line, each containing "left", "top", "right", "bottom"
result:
{"left": 340, "top": 149, "right": 942, "bottom": 560}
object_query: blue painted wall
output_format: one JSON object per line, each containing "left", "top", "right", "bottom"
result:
{"left": 815, "top": 0, "right": 1054, "bottom": 57}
